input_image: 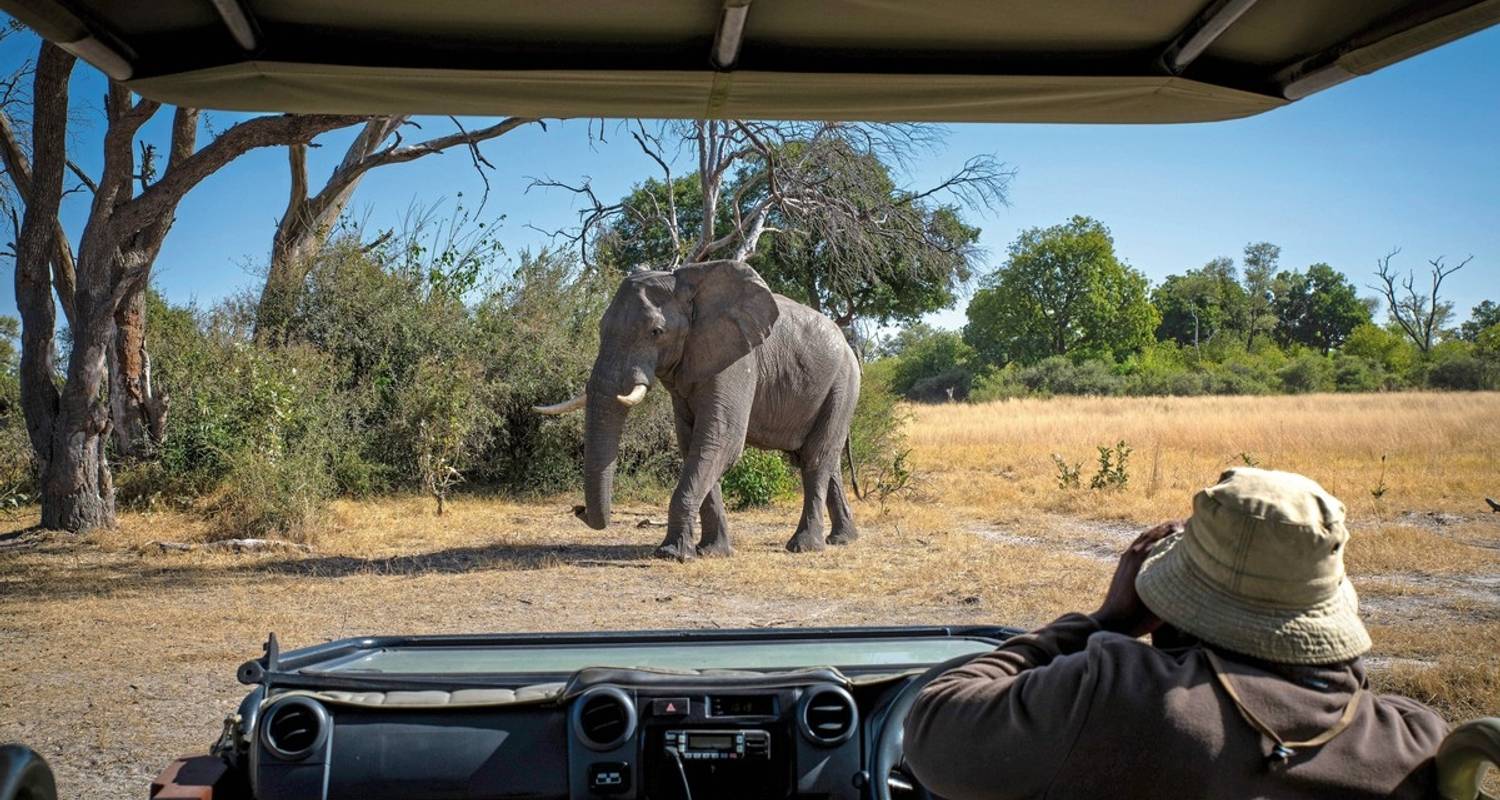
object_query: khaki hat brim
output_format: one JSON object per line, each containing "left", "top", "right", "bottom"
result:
{"left": 1135, "top": 532, "right": 1372, "bottom": 665}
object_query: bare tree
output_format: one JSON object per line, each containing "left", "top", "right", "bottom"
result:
{"left": 255, "top": 115, "right": 540, "bottom": 341}
{"left": 531, "top": 120, "right": 1009, "bottom": 298}
{"left": 3, "top": 40, "right": 363, "bottom": 531}
{"left": 1371, "top": 247, "right": 1471, "bottom": 353}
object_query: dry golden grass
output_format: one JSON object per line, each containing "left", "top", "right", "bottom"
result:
{"left": 909, "top": 391, "right": 1499, "bottom": 522}
{"left": 1, "top": 391, "right": 1497, "bottom": 798}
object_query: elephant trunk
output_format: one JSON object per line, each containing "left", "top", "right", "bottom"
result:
{"left": 581, "top": 389, "right": 629, "bottom": 530}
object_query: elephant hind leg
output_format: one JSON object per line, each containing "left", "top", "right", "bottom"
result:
{"left": 696, "top": 483, "right": 734, "bottom": 557}
{"left": 825, "top": 474, "right": 858, "bottom": 545}
{"left": 786, "top": 466, "right": 829, "bottom": 553}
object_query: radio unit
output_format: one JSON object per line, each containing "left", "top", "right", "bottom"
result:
{"left": 663, "top": 729, "right": 771, "bottom": 761}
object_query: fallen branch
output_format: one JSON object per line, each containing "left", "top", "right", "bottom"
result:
{"left": 146, "top": 538, "right": 314, "bottom": 554}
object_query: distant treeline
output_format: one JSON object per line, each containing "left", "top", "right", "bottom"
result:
{"left": 876, "top": 217, "right": 1498, "bottom": 402}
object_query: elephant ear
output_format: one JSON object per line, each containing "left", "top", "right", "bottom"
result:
{"left": 673, "top": 260, "right": 780, "bottom": 383}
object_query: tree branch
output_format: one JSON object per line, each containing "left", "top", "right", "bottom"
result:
{"left": 114, "top": 113, "right": 367, "bottom": 237}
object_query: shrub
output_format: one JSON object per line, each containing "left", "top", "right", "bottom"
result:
{"left": 206, "top": 446, "right": 335, "bottom": 541}
{"left": 884, "top": 325, "right": 976, "bottom": 401}
{"left": 721, "top": 448, "right": 798, "bottom": 509}
{"left": 1423, "top": 343, "right": 1495, "bottom": 390}
{"left": 473, "top": 251, "right": 678, "bottom": 496}
{"left": 1019, "top": 356, "right": 1125, "bottom": 396}
{"left": 1277, "top": 351, "right": 1335, "bottom": 393}
{"left": 969, "top": 366, "right": 1027, "bottom": 402}
{"left": 1343, "top": 323, "right": 1417, "bottom": 381}
{"left": 1089, "top": 440, "right": 1132, "bottom": 490}
{"left": 1333, "top": 355, "right": 1386, "bottom": 393}
{"left": 907, "top": 368, "right": 973, "bottom": 402}
{"left": 0, "top": 317, "right": 30, "bottom": 510}
{"left": 848, "top": 360, "right": 912, "bottom": 501}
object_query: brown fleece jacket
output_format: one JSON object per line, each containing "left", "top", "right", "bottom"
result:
{"left": 904, "top": 614, "right": 1447, "bottom": 800}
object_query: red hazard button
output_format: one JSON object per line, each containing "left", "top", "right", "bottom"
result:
{"left": 651, "top": 697, "right": 690, "bottom": 716}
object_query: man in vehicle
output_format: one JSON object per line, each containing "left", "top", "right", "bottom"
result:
{"left": 904, "top": 467, "right": 1448, "bottom": 799}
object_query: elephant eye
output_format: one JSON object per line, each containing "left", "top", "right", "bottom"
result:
{"left": 651, "top": 326, "right": 665, "bottom": 338}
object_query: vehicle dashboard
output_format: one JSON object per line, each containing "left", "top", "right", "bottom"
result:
{"left": 223, "top": 626, "right": 1013, "bottom": 800}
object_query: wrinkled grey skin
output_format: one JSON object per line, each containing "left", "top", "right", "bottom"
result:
{"left": 578, "top": 260, "right": 860, "bottom": 561}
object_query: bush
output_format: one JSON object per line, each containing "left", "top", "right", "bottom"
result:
{"left": 848, "top": 360, "right": 912, "bottom": 501}
{"left": 969, "top": 366, "right": 1027, "bottom": 402}
{"left": 721, "top": 448, "right": 797, "bottom": 509}
{"left": 1019, "top": 356, "right": 1125, "bottom": 396}
{"left": 206, "top": 446, "right": 334, "bottom": 541}
{"left": 1343, "top": 323, "right": 1417, "bottom": 381}
{"left": 1333, "top": 355, "right": 1386, "bottom": 393}
{"left": 907, "top": 368, "right": 973, "bottom": 402}
{"left": 883, "top": 325, "right": 977, "bottom": 402}
{"left": 1424, "top": 342, "right": 1496, "bottom": 390}
{"left": 120, "top": 296, "right": 354, "bottom": 509}
{"left": 1277, "top": 351, "right": 1335, "bottom": 393}
{"left": 0, "top": 316, "right": 31, "bottom": 510}
{"left": 472, "top": 251, "right": 678, "bottom": 495}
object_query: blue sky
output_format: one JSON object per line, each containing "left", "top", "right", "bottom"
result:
{"left": 2, "top": 24, "right": 1497, "bottom": 330}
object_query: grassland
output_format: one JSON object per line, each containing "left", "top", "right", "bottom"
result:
{"left": 2, "top": 391, "right": 1497, "bottom": 798}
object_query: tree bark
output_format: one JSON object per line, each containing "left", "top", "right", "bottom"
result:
{"left": 108, "top": 107, "right": 196, "bottom": 458}
{"left": 12, "top": 45, "right": 73, "bottom": 486}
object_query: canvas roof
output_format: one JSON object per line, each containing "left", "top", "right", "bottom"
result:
{"left": 3, "top": 0, "right": 1497, "bottom": 122}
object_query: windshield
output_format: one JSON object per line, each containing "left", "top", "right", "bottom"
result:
{"left": 310, "top": 637, "right": 998, "bottom": 675}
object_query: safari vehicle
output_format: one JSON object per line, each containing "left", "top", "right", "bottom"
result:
{"left": 1, "top": 1, "right": 1498, "bottom": 798}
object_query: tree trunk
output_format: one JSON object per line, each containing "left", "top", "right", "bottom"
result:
{"left": 42, "top": 249, "right": 117, "bottom": 530}
{"left": 109, "top": 281, "right": 169, "bottom": 457}
{"left": 13, "top": 45, "right": 74, "bottom": 489}
{"left": 256, "top": 199, "right": 334, "bottom": 341}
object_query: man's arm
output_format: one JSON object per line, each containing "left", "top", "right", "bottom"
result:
{"left": 903, "top": 613, "right": 1103, "bottom": 799}
{"left": 902, "top": 522, "right": 1182, "bottom": 800}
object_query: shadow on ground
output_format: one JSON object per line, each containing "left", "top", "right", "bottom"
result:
{"left": 0, "top": 532, "right": 660, "bottom": 602}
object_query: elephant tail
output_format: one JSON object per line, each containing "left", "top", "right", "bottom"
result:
{"left": 845, "top": 437, "right": 865, "bottom": 500}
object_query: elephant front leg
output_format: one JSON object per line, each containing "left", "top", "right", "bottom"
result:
{"left": 657, "top": 491, "right": 698, "bottom": 562}
{"left": 696, "top": 484, "right": 733, "bottom": 557}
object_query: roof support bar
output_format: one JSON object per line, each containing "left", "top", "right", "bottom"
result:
{"left": 711, "top": 0, "right": 753, "bottom": 69}
{"left": 208, "top": 0, "right": 257, "bottom": 50}
{"left": 58, "top": 35, "right": 130, "bottom": 80}
{"left": 1281, "top": 62, "right": 1355, "bottom": 100}
{"left": 1163, "top": 0, "right": 1260, "bottom": 73}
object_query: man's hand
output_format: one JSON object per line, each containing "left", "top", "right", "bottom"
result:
{"left": 1091, "top": 520, "right": 1184, "bottom": 637}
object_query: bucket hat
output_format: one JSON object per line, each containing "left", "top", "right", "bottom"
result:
{"left": 1135, "top": 467, "right": 1372, "bottom": 665}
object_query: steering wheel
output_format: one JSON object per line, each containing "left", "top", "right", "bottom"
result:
{"left": 870, "top": 653, "right": 982, "bottom": 800}
{"left": 0, "top": 745, "right": 56, "bottom": 800}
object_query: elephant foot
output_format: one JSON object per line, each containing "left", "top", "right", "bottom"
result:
{"left": 785, "top": 530, "right": 827, "bottom": 553}
{"left": 655, "top": 539, "right": 696, "bottom": 562}
{"left": 695, "top": 539, "right": 735, "bottom": 558}
{"left": 827, "top": 528, "right": 860, "bottom": 546}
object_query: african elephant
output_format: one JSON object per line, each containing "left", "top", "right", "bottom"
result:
{"left": 534, "top": 260, "right": 861, "bottom": 560}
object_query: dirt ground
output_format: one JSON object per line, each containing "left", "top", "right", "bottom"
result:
{"left": 2, "top": 392, "right": 1498, "bottom": 798}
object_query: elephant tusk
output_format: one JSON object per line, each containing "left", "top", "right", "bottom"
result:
{"left": 616, "top": 384, "right": 648, "bottom": 407}
{"left": 532, "top": 393, "right": 587, "bottom": 415}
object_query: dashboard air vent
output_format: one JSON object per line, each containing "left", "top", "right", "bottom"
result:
{"left": 798, "top": 685, "right": 857, "bottom": 746}
{"left": 573, "top": 687, "right": 637, "bottom": 751}
{"left": 260, "top": 697, "right": 329, "bottom": 761}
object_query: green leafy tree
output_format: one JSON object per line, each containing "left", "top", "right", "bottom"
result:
{"left": 754, "top": 144, "right": 982, "bottom": 329}
{"left": 1272, "top": 263, "right": 1371, "bottom": 354}
{"left": 1343, "top": 323, "right": 1418, "bottom": 379}
{"left": 964, "top": 216, "right": 1158, "bottom": 367}
{"left": 882, "top": 324, "right": 977, "bottom": 400}
{"left": 1152, "top": 257, "right": 1250, "bottom": 351}
{"left": 1241, "top": 241, "right": 1281, "bottom": 349}
{"left": 1458, "top": 300, "right": 1500, "bottom": 342}
{"left": 595, "top": 138, "right": 987, "bottom": 331}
